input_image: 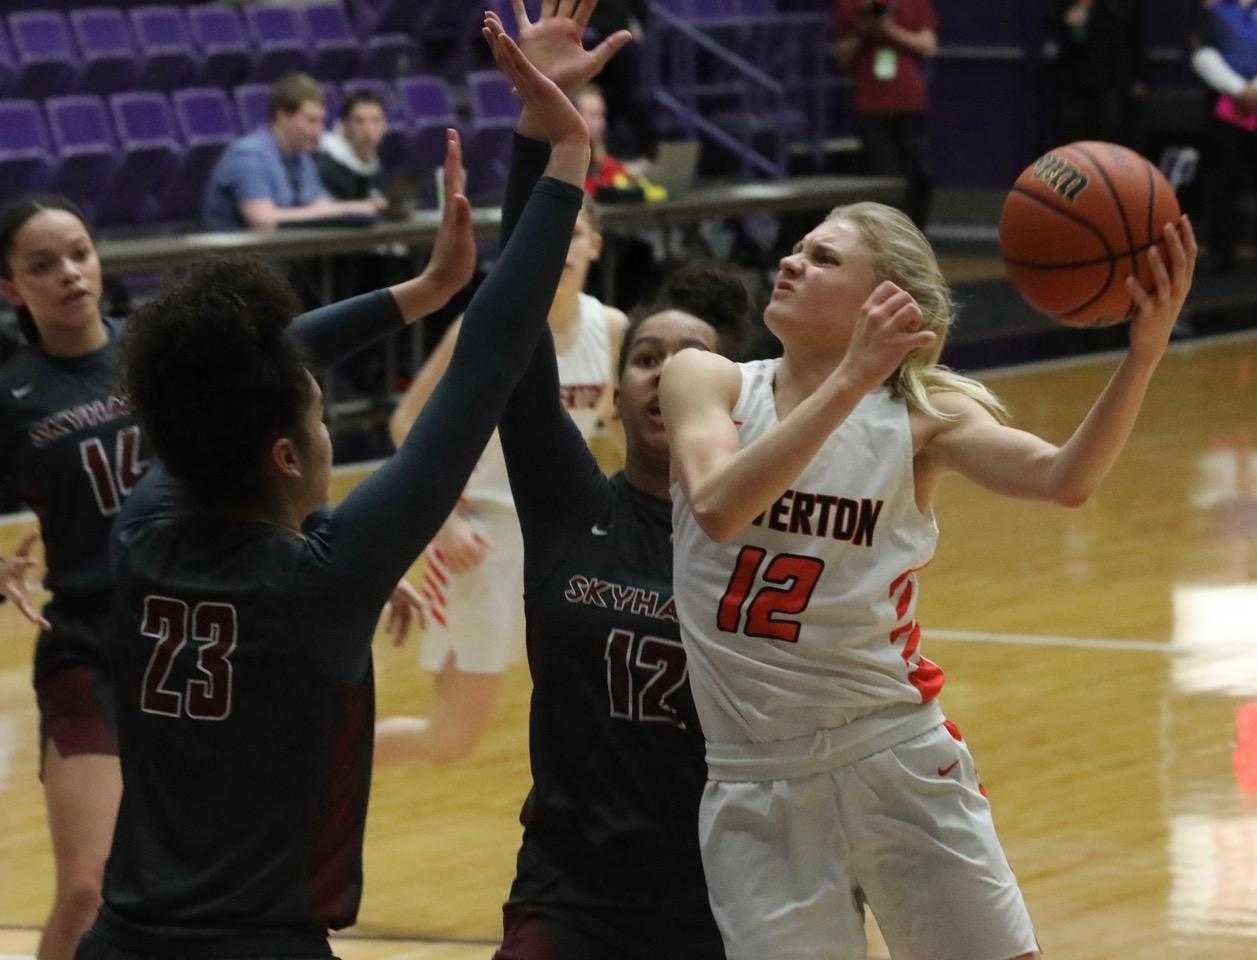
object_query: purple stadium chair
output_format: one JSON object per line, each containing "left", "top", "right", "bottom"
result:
{"left": 187, "top": 4, "right": 252, "bottom": 89}
{"left": 45, "top": 96, "right": 118, "bottom": 219}
{"left": 7, "top": 11, "right": 80, "bottom": 99}
{"left": 340, "top": 77, "right": 409, "bottom": 168}
{"left": 303, "top": 2, "right": 360, "bottom": 80}
{"left": 167, "top": 87, "right": 239, "bottom": 220}
{"left": 351, "top": 0, "right": 420, "bottom": 35}
{"left": 232, "top": 83, "right": 272, "bottom": 133}
{"left": 0, "top": 23, "right": 15, "bottom": 98}
{"left": 0, "top": 99, "right": 54, "bottom": 202}
{"left": 243, "top": 5, "right": 311, "bottom": 82}
{"left": 105, "top": 92, "right": 182, "bottom": 224}
{"left": 398, "top": 74, "right": 457, "bottom": 189}
{"left": 466, "top": 70, "right": 520, "bottom": 123}
{"left": 464, "top": 72, "right": 518, "bottom": 198}
{"left": 322, "top": 81, "right": 343, "bottom": 129}
{"left": 358, "top": 32, "right": 421, "bottom": 80}
{"left": 69, "top": 8, "right": 137, "bottom": 95}
{"left": 130, "top": 6, "right": 199, "bottom": 92}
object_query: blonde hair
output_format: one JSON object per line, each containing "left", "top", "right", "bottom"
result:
{"left": 825, "top": 202, "right": 1007, "bottom": 423}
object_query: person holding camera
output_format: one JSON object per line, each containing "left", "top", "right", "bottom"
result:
{"left": 833, "top": 0, "right": 938, "bottom": 229}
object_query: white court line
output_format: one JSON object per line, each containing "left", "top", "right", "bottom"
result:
{"left": 975, "top": 326, "right": 1257, "bottom": 380}
{"left": 926, "top": 627, "right": 1172, "bottom": 654}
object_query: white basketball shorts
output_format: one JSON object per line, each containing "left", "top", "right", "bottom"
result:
{"left": 416, "top": 500, "right": 526, "bottom": 675}
{"left": 698, "top": 723, "right": 1039, "bottom": 960}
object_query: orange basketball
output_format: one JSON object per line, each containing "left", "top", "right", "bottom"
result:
{"left": 999, "top": 141, "right": 1181, "bottom": 328}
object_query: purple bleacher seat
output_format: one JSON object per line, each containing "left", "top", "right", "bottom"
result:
{"left": 232, "top": 83, "right": 272, "bottom": 132}
{"left": 45, "top": 95, "right": 118, "bottom": 218}
{"left": 188, "top": 4, "right": 252, "bottom": 89}
{"left": 465, "top": 72, "right": 517, "bottom": 198}
{"left": 340, "top": 77, "right": 409, "bottom": 168}
{"left": 322, "top": 81, "right": 343, "bottom": 128}
{"left": 352, "top": 0, "right": 420, "bottom": 35}
{"left": 358, "top": 32, "right": 421, "bottom": 80}
{"left": 0, "top": 99, "right": 54, "bottom": 203}
{"left": 466, "top": 70, "right": 520, "bottom": 123}
{"left": 244, "top": 5, "right": 311, "bottom": 82}
{"left": 7, "top": 11, "right": 79, "bottom": 99}
{"left": 105, "top": 92, "right": 182, "bottom": 224}
{"left": 0, "top": 23, "right": 14, "bottom": 99}
{"left": 167, "top": 87, "right": 239, "bottom": 221}
{"left": 304, "top": 2, "right": 360, "bottom": 81}
{"left": 398, "top": 74, "right": 457, "bottom": 187}
{"left": 130, "top": 6, "right": 198, "bottom": 92}
{"left": 70, "top": 8, "right": 138, "bottom": 96}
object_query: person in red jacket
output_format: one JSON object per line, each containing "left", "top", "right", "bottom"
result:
{"left": 834, "top": 0, "right": 938, "bottom": 229}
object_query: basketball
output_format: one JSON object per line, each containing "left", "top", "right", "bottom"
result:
{"left": 998, "top": 141, "right": 1181, "bottom": 328}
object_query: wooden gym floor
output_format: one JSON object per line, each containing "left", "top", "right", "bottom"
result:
{"left": 1, "top": 331, "right": 1255, "bottom": 960}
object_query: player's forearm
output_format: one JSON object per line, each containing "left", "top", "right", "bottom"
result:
{"left": 683, "top": 371, "right": 869, "bottom": 542}
{"left": 883, "top": 23, "right": 937, "bottom": 59}
{"left": 1046, "top": 355, "right": 1157, "bottom": 507}
{"left": 328, "top": 177, "right": 584, "bottom": 602}
{"left": 290, "top": 289, "right": 404, "bottom": 370}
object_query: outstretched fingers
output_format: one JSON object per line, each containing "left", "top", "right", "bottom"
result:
{"left": 573, "top": 0, "right": 599, "bottom": 31}
{"left": 589, "top": 29, "right": 634, "bottom": 72}
{"left": 510, "top": 0, "right": 532, "bottom": 29}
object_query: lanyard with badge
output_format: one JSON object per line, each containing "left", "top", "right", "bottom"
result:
{"left": 868, "top": 0, "right": 898, "bottom": 81}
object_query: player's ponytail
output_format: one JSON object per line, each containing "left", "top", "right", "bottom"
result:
{"left": 826, "top": 202, "right": 1008, "bottom": 423}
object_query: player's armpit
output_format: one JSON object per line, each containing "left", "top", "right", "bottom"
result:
{"left": 921, "top": 392, "right": 1063, "bottom": 504}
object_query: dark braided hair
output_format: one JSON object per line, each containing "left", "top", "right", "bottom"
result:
{"left": 123, "top": 256, "right": 313, "bottom": 509}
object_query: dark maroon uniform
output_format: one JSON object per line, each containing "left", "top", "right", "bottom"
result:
{"left": 0, "top": 318, "right": 140, "bottom": 764}
{"left": 494, "top": 135, "right": 724, "bottom": 960}
{"left": 76, "top": 174, "right": 585, "bottom": 960}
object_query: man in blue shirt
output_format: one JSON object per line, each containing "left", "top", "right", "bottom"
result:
{"left": 202, "top": 73, "right": 383, "bottom": 231}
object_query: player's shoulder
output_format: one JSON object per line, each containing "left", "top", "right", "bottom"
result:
{"left": 603, "top": 304, "right": 629, "bottom": 335}
{"left": 663, "top": 348, "right": 742, "bottom": 405}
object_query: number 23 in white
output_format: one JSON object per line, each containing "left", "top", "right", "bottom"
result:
{"left": 140, "top": 595, "right": 238, "bottom": 721}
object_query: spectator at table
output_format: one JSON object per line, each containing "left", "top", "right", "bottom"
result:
{"left": 202, "top": 73, "right": 382, "bottom": 232}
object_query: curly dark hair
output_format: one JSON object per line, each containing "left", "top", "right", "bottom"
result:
{"left": 123, "top": 257, "right": 312, "bottom": 509}
{"left": 618, "top": 259, "right": 752, "bottom": 375}
{"left": 0, "top": 195, "right": 93, "bottom": 345}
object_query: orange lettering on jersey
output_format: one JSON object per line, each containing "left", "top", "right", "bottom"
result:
{"left": 752, "top": 488, "right": 884, "bottom": 547}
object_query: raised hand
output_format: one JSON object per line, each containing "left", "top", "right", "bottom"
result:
{"left": 506, "top": 0, "right": 633, "bottom": 94}
{"left": 837, "top": 281, "right": 937, "bottom": 395}
{"left": 383, "top": 577, "right": 426, "bottom": 647}
{"left": 423, "top": 129, "right": 476, "bottom": 300}
{"left": 1124, "top": 215, "right": 1197, "bottom": 368}
{"left": 483, "top": 11, "right": 590, "bottom": 186}
{"left": 1, "top": 532, "right": 50, "bottom": 631}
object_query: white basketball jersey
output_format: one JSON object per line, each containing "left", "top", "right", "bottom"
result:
{"left": 467, "top": 292, "right": 611, "bottom": 506}
{"left": 672, "top": 358, "right": 942, "bottom": 747}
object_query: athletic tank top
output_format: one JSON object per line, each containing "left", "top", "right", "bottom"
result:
{"left": 467, "top": 293, "right": 611, "bottom": 507}
{"left": 672, "top": 358, "right": 944, "bottom": 767}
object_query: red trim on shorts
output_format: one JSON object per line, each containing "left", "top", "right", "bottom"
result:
{"left": 35, "top": 665, "right": 117, "bottom": 769}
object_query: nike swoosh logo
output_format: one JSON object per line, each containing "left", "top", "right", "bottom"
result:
{"left": 591, "top": 524, "right": 609, "bottom": 536}
{"left": 10, "top": 383, "right": 33, "bottom": 399}
{"left": 938, "top": 760, "right": 959, "bottom": 777}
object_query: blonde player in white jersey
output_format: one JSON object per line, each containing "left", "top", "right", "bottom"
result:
{"left": 376, "top": 200, "right": 627, "bottom": 765}
{"left": 661, "top": 201, "right": 1196, "bottom": 960}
